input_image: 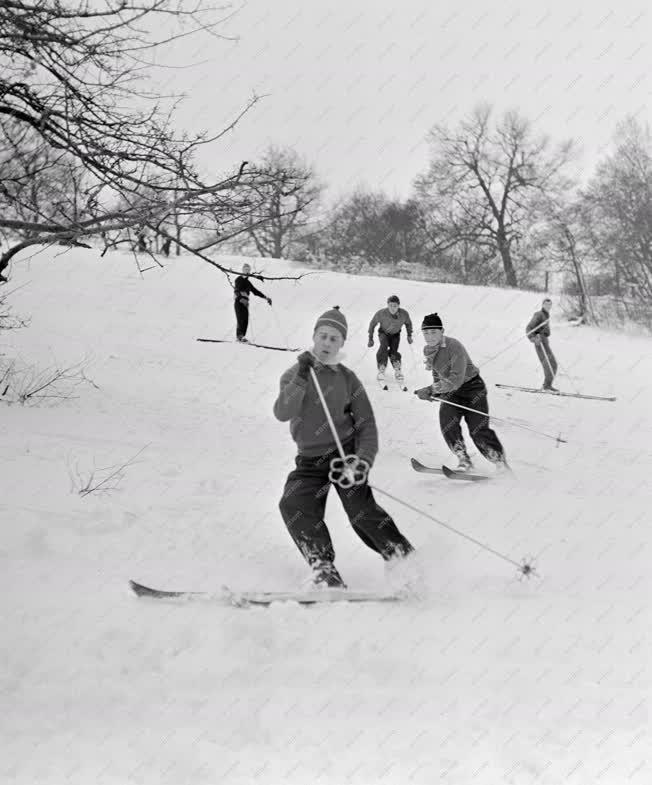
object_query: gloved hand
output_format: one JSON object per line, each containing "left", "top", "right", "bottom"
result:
{"left": 367, "top": 337, "right": 374, "bottom": 348}
{"left": 414, "top": 385, "right": 434, "bottom": 401}
{"left": 266, "top": 297, "right": 272, "bottom": 306}
{"left": 407, "top": 335, "right": 413, "bottom": 344}
{"left": 296, "top": 350, "right": 315, "bottom": 380}
{"left": 345, "top": 455, "right": 370, "bottom": 485}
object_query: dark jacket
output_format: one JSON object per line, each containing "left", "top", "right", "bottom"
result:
{"left": 526, "top": 309, "right": 551, "bottom": 339}
{"left": 234, "top": 275, "right": 266, "bottom": 306}
{"left": 273, "top": 361, "right": 378, "bottom": 466}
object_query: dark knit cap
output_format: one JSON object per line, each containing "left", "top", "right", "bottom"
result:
{"left": 387, "top": 295, "right": 400, "bottom": 305}
{"left": 314, "top": 305, "right": 348, "bottom": 340}
{"left": 421, "top": 312, "right": 443, "bottom": 329}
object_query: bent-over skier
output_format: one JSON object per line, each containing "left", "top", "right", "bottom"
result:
{"left": 414, "top": 312, "right": 509, "bottom": 474}
{"left": 368, "top": 295, "right": 413, "bottom": 383}
{"left": 273, "top": 306, "right": 415, "bottom": 590}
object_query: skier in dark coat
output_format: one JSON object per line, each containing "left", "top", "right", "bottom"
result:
{"left": 368, "top": 295, "right": 413, "bottom": 383}
{"left": 273, "top": 306, "right": 415, "bottom": 590}
{"left": 233, "top": 263, "right": 271, "bottom": 342}
{"left": 414, "top": 313, "right": 509, "bottom": 473}
{"left": 526, "top": 298, "right": 558, "bottom": 391}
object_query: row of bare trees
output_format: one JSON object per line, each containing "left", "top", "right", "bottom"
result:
{"left": 303, "top": 109, "right": 652, "bottom": 327}
{"left": 1, "top": 2, "right": 650, "bottom": 328}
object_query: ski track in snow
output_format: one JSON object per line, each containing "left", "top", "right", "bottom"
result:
{"left": 2, "top": 248, "right": 651, "bottom": 784}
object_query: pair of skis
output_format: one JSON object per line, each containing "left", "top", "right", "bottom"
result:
{"left": 129, "top": 580, "right": 400, "bottom": 607}
{"left": 197, "top": 338, "right": 300, "bottom": 352}
{"left": 410, "top": 457, "right": 491, "bottom": 483}
{"left": 495, "top": 383, "right": 616, "bottom": 402}
{"left": 377, "top": 374, "right": 408, "bottom": 392}
{"left": 131, "top": 458, "right": 494, "bottom": 606}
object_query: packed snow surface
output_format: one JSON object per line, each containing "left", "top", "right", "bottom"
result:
{"left": 2, "top": 248, "right": 650, "bottom": 784}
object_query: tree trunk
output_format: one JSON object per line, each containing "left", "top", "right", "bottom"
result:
{"left": 175, "top": 223, "right": 182, "bottom": 256}
{"left": 496, "top": 230, "right": 518, "bottom": 286}
{"left": 461, "top": 240, "right": 469, "bottom": 283}
{"left": 566, "top": 239, "right": 589, "bottom": 322}
{"left": 273, "top": 229, "right": 283, "bottom": 259}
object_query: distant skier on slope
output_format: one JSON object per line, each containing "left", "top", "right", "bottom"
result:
{"left": 233, "top": 263, "right": 272, "bottom": 342}
{"left": 413, "top": 312, "right": 509, "bottom": 474}
{"left": 526, "top": 297, "right": 558, "bottom": 391}
{"left": 273, "top": 305, "right": 415, "bottom": 590}
{"left": 367, "top": 295, "right": 413, "bottom": 383}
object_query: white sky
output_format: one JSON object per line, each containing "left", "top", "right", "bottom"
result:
{"left": 154, "top": 0, "right": 652, "bottom": 199}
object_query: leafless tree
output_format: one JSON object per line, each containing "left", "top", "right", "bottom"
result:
{"left": 582, "top": 117, "right": 652, "bottom": 304}
{"left": 243, "top": 146, "right": 323, "bottom": 259}
{"left": 323, "top": 190, "right": 429, "bottom": 269}
{"left": 526, "top": 197, "right": 597, "bottom": 324}
{"left": 414, "top": 105, "right": 575, "bottom": 287}
{"left": 0, "top": 122, "right": 93, "bottom": 245}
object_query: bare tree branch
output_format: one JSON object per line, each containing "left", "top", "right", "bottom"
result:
{"left": 0, "top": 2, "right": 307, "bottom": 284}
{"left": 72, "top": 444, "right": 149, "bottom": 497}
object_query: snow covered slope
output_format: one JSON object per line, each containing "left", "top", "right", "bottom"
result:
{"left": 2, "top": 248, "right": 650, "bottom": 784}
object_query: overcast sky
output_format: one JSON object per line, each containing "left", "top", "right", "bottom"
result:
{"left": 156, "top": 0, "right": 652, "bottom": 200}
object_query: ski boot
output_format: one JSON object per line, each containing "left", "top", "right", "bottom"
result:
{"left": 453, "top": 447, "right": 473, "bottom": 472}
{"left": 236, "top": 336, "right": 249, "bottom": 343}
{"left": 376, "top": 364, "right": 387, "bottom": 382}
{"left": 391, "top": 359, "right": 405, "bottom": 384}
{"left": 493, "top": 457, "right": 513, "bottom": 475}
{"left": 310, "top": 562, "right": 347, "bottom": 590}
{"left": 385, "top": 549, "right": 425, "bottom": 598}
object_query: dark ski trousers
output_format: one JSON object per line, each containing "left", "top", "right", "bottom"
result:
{"left": 376, "top": 331, "right": 401, "bottom": 368}
{"left": 535, "top": 338, "right": 558, "bottom": 387}
{"left": 438, "top": 375, "right": 505, "bottom": 464}
{"left": 279, "top": 443, "right": 413, "bottom": 567}
{"left": 234, "top": 300, "right": 249, "bottom": 340}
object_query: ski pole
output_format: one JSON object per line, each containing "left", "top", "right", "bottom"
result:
{"left": 247, "top": 306, "right": 256, "bottom": 344}
{"left": 539, "top": 340, "right": 556, "bottom": 386}
{"left": 309, "top": 366, "right": 369, "bottom": 487}
{"left": 482, "top": 318, "right": 550, "bottom": 366}
{"left": 408, "top": 340, "right": 420, "bottom": 379}
{"left": 310, "top": 367, "right": 536, "bottom": 578}
{"left": 309, "top": 366, "right": 346, "bottom": 461}
{"left": 369, "top": 484, "right": 536, "bottom": 577}
{"left": 425, "top": 394, "right": 567, "bottom": 444}
{"left": 539, "top": 340, "right": 581, "bottom": 397}
{"left": 270, "top": 303, "right": 291, "bottom": 351}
